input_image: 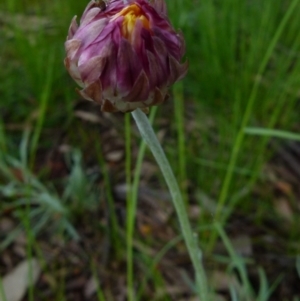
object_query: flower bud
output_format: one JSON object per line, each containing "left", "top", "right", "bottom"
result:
{"left": 65, "top": 0, "right": 188, "bottom": 112}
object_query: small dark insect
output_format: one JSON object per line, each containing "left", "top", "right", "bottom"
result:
{"left": 94, "top": 0, "right": 107, "bottom": 11}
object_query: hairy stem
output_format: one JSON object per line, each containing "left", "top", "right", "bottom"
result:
{"left": 131, "top": 108, "right": 209, "bottom": 300}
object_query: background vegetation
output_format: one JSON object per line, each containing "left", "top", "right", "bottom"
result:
{"left": 0, "top": 0, "right": 300, "bottom": 300}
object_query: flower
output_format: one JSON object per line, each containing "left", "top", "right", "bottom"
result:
{"left": 64, "top": 0, "right": 188, "bottom": 112}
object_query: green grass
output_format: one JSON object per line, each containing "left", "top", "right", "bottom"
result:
{"left": 0, "top": 0, "right": 300, "bottom": 300}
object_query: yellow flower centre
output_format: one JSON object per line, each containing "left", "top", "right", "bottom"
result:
{"left": 114, "top": 4, "right": 150, "bottom": 40}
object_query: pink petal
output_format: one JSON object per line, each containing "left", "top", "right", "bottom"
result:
{"left": 168, "top": 55, "right": 188, "bottom": 84}
{"left": 74, "top": 18, "right": 108, "bottom": 48}
{"left": 77, "top": 80, "right": 102, "bottom": 103}
{"left": 124, "top": 71, "right": 150, "bottom": 102}
{"left": 117, "top": 38, "right": 142, "bottom": 94}
{"left": 78, "top": 55, "right": 107, "bottom": 85}
{"left": 67, "top": 16, "right": 78, "bottom": 39}
{"left": 149, "top": 0, "right": 167, "bottom": 16}
{"left": 65, "top": 39, "right": 81, "bottom": 60}
{"left": 80, "top": 7, "right": 102, "bottom": 27}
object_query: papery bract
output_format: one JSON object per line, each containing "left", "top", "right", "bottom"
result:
{"left": 64, "top": 0, "right": 188, "bottom": 112}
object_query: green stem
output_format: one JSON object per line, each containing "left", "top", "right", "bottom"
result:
{"left": 30, "top": 50, "right": 55, "bottom": 168}
{"left": 209, "top": 0, "right": 299, "bottom": 252}
{"left": 125, "top": 113, "right": 134, "bottom": 301}
{"left": 131, "top": 108, "right": 208, "bottom": 300}
{"left": 95, "top": 141, "right": 121, "bottom": 257}
{"left": 173, "top": 82, "right": 188, "bottom": 204}
{"left": 126, "top": 107, "right": 157, "bottom": 301}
